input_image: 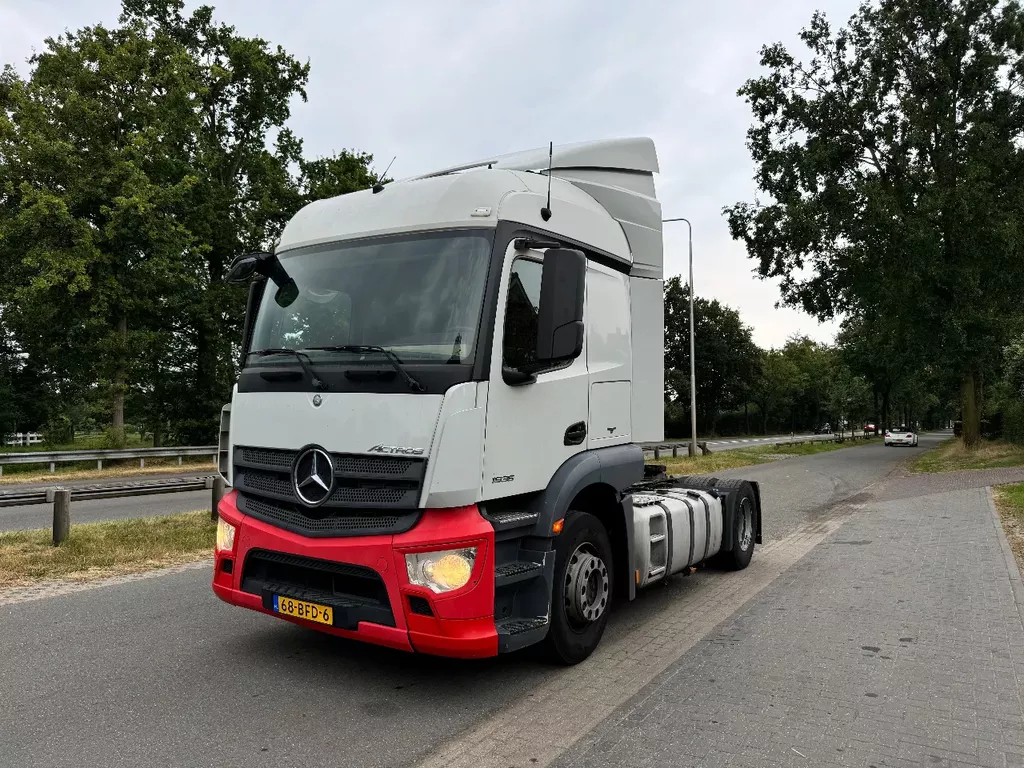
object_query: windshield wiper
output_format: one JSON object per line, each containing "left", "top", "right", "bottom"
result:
{"left": 305, "top": 345, "right": 427, "bottom": 393}
{"left": 251, "top": 348, "right": 327, "bottom": 391}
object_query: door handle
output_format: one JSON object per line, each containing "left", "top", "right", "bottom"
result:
{"left": 564, "top": 421, "right": 587, "bottom": 446}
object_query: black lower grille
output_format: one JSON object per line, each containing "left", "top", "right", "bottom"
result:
{"left": 241, "top": 549, "right": 395, "bottom": 629}
{"left": 408, "top": 595, "right": 434, "bottom": 617}
{"left": 238, "top": 493, "right": 421, "bottom": 538}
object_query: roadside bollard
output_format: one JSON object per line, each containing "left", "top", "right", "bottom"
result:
{"left": 211, "top": 476, "right": 225, "bottom": 521}
{"left": 53, "top": 489, "right": 71, "bottom": 546}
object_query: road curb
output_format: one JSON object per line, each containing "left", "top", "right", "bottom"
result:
{"left": 0, "top": 558, "right": 213, "bottom": 606}
{"left": 987, "top": 486, "right": 1024, "bottom": 625}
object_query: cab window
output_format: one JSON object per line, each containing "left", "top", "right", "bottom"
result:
{"left": 502, "top": 257, "right": 543, "bottom": 370}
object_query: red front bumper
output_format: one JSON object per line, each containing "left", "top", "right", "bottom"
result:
{"left": 211, "top": 490, "right": 498, "bottom": 658}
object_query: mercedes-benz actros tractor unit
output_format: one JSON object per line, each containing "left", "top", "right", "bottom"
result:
{"left": 211, "top": 137, "right": 762, "bottom": 665}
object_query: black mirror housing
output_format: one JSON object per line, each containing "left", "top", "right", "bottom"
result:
{"left": 226, "top": 251, "right": 291, "bottom": 287}
{"left": 535, "top": 248, "right": 585, "bottom": 364}
{"left": 226, "top": 254, "right": 262, "bottom": 283}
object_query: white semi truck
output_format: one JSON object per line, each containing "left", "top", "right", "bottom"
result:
{"left": 211, "top": 137, "right": 762, "bottom": 664}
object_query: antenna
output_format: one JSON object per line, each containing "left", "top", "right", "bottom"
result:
{"left": 539, "top": 141, "right": 553, "bottom": 221}
{"left": 372, "top": 155, "right": 397, "bottom": 194}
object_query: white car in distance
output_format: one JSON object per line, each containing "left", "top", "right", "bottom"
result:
{"left": 884, "top": 427, "right": 919, "bottom": 447}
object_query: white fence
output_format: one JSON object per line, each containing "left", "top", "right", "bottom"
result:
{"left": 4, "top": 432, "right": 43, "bottom": 447}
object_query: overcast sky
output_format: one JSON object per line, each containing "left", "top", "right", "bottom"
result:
{"left": 1, "top": 0, "right": 860, "bottom": 348}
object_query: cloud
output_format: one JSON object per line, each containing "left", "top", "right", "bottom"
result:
{"left": 1, "top": 0, "right": 861, "bottom": 347}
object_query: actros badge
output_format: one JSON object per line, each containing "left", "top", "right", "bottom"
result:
{"left": 368, "top": 444, "right": 425, "bottom": 455}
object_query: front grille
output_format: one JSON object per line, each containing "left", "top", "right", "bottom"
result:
{"left": 334, "top": 456, "right": 415, "bottom": 475}
{"left": 241, "top": 549, "right": 395, "bottom": 629}
{"left": 236, "top": 470, "right": 416, "bottom": 506}
{"left": 238, "top": 494, "right": 419, "bottom": 538}
{"left": 239, "top": 447, "right": 294, "bottom": 470}
{"left": 233, "top": 444, "right": 427, "bottom": 537}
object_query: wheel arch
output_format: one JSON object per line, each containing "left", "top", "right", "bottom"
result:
{"left": 516, "top": 444, "right": 644, "bottom": 601}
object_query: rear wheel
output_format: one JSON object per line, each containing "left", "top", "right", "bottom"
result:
{"left": 543, "top": 510, "right": 613, "bottom": 665}
{"left": 721, "top": 483, "right": 757, "bottom": 570}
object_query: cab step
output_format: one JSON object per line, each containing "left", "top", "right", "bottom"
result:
{"left": 495, "top": 560, "right": 545, "bottom": 588}
{"left": 496, "top": 616, "right": 549, "bottom": 654}
{"left": 498, "top": 616, "right": 549, "bottom": 635}
{"left": 488, "top": 510, "right": 539, "bottom": 532}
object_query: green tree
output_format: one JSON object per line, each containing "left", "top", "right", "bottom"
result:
{"left": 0, "top": 19, "right": 200, "bottom": 447}
{"left": 751, "top": 348, "right": 801, "bottom": 434}
{"left": 121, "top": 0, "right": 384, "bottom": 442}
{"left": 780, "top": 335, "right": 832, "bottom": 430}
{"left": 1, "top": 1, "right": 382, "bottom": 445}
{"left": 724, "top": 0, "right": 1024, "bottom": 448}
{"left": 664, "top": 277, "right": 760, "bottom": 435}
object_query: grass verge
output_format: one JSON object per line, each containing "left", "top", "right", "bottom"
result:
{"left": 648, "top": 438, "right": 869, "bottom": 476}
{"left": 0, "top": 511, "right": 215, "bottom": 589}
{"left": 909, "top": 439, "right": 1024, "bottom": 474}
{"left": 0, "top": 459, "right": 216, "bottom": 486}
{"left": 993, "top": 483, "right": 1024, "bottom": 575}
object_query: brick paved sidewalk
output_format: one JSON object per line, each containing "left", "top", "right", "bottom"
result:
{"left": 555, "top": 482, "right": 1024, "bottom": 768}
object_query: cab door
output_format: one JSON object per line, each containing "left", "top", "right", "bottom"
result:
{"left": 481, "top": 243, "right": 589, "bottom": 499}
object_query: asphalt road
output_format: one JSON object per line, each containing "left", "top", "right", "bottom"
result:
{"left": 0, "top": 433, "right": 853, "bottom": 532}
{"left": 0, "top": 434, "right": 940, "bottom": 768}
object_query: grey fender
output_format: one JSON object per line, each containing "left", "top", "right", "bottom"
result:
{"left": 523, "top": 443, "right": 644, "bottom": 600}
{"left": 524, "top": 444, "right": 643, "bottom": 531}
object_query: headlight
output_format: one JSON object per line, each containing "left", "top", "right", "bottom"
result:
{"left": 216, "top": 518, "right": 236, "bottom": 553}
{"left": 405, "top": 548, "right": 477, "bottom": 593}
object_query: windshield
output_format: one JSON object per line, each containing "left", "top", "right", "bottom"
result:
{"left": 249, "top": 231, "right": 493, "bottom": 364}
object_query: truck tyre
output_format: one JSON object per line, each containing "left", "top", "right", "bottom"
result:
{"left": 720, "top": 484, "right": 757, "bottom": 571}
{"left": 543, "top": 510, "right": 614, "bottom": 665}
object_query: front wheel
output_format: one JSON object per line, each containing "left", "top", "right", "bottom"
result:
{"left": 542, "top": 510, "right": 613, "bottom": 665}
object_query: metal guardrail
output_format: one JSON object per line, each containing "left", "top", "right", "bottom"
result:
{"left": 0, "top": 476, "right": 222, "bottom": 508}
{"left": 0, "top": 475, "right": 229, "bottom": 545}
{"left": 774, "top": 431, "right": 872, "bottom": 447}
{"left": 0, "top": 445, "right": 218, "bottom": 475}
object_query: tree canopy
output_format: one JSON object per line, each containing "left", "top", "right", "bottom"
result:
{"left": 724, "top": 0, "right": 1024, "bottom": 446}
{"left": 0, "top": 0, "right": 381, "bottom": 445}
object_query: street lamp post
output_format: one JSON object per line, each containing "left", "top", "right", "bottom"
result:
{"left": 662, "top": 217, "right": 697, "bottom": 457}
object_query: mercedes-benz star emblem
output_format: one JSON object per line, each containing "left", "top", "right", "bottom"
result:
{"left": 293, "top": 446, "right": 335, "bottom": 507}
{"left": 312, "top": 394, "right": 322, "bottom": 407}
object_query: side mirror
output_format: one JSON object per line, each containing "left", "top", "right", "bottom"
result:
{"left": 225, "top": 253, "right": 266, "bottom": 284}
{"left": 225, "top": 251, "right": 297, "bottom": 307}
{"left": 535, "top": 248, "right": 585, "bottom": 365}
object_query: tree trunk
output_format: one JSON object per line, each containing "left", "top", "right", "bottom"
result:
{"left": 881, "top": 388, "right": 890, "bottom": 432}
{"left": 112, "top": 315, "right": 127, "bottom": 432}
{"left": 962, "top": 370, "right": 981, "bottom": 448}
{"left": 744, "top": 402, "right": 749, "bottom": 435}
{"left": 976, "top": 372, "right": 984, "bottom": 437}
{"left": 873, "top": 390, "right": 879, "bottom": 427}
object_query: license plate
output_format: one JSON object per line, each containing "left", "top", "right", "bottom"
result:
{"left": 273, "top": 595, "right": 333, "bottom": 626}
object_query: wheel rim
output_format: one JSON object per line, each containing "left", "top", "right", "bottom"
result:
{"left": 564, "top": 544, "right": 610, "bottom": 628}
{"left": 738, "top": 497, "right": 754, "bottom": 552}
